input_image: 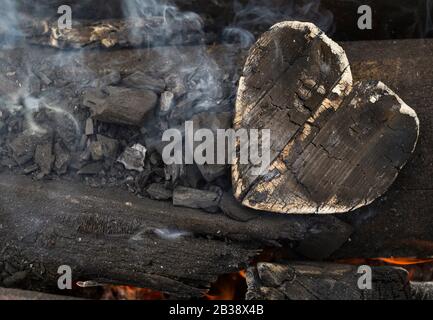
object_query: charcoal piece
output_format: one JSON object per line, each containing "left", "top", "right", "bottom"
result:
{"left": 183, "top": 164, "right": 204, "bottom": 188}
{"left": 23, "top": 164, "right": 38, "bottom": 175}
{"left": 2, "top": 271, "right": 28, "bottom": 288}
{"left": 34, "top": 71, "right": 52, "bottom": 86}
{"left": 295, "top": 222, "right": 353, "bottom": 260}
{"left": 83, "top": 86, "right": 157, "bottom": 126}
{"left": 178, "top": 111, "right": 233, "bottom": 182}
{"left": 85, "top": 118, "right": 94, "bottom": 136}
{"left": 160, "top": 91, "right": 174, "bottom": 115}
{"left": 9, "top": 130, "right": 51, "bottom": 165}
{"left": 245, "top": 262, "right": 430, "bottom": 300}
{"left": 197, "top": 164, "right": 228, "bottom": 182}
{"left": 89, "top": 135, "right": 119, "bottom": 161}
{"left": 165, "top": 74, "right": 186, "bottom": 98}
{"left": 164, "top": 164, "right": 186, "bottom": 185}
{"left": 173, "top": 186, "right": 221, "bottom": 211}
{"left": 28, "top": 74, "right": 41, "bottom": 96}
{"left": 146, "top": 183, "right": 173, "bottom": 200}
{"left": 219, "top": 192, "right": 259, "bottom": 222}
{"left": 0, "top": 173, "right": 356, "bottom": 298}
{"left": 122, "top": 71, "right": 165, "bottom": 93}
{"left": 34, "top": 143, "right": 54, "bottom": 176}
{"left": 117, "top": 143, "right": 147, "bottom": 172}
{"left": 149, "top": 152, "right": 162, "bottom": 166}
{"left": 29, "top": 18, "right": 204, "bottom": 49}
{"left": 77, "top": 162, "right": 103, "bottom": 175}
{"left": 53, "top": 142, "right": 71, "bottom": 175}
{"left": 90, "top": 71, "right": 121, "bottom": 88}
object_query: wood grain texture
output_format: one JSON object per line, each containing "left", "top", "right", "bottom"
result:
{"left": 233, "top": 22, "right": 419, "bottom": 214}
{"left": 246, "top": 262, "right": 426, "bottom": 300}
{"left": 0, "top": 174, "right": 351, "bottom": 298}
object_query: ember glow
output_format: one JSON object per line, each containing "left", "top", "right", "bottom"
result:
{"left": 374, "top": 258, "right": 433, "bottom": 265}
{"left": 101, "top": 285, "right": 165, "bottom": 300}
{"left": 205, "top": 271, "right": 247, "bottom": 301}
{"left": 337, "top": 258, "right": 433, "bottom": 281}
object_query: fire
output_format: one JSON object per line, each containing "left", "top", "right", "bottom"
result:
{"left": 373, "top": 258, "right": 433, "bottom": 265}
{"left": 337, "top": 257, "right": 433, "bottom": 281}
{"left": 101, "top": 285, "right": 165, "bottom": 300}
{"left": 338, "top": 257, "right": 433, "bottom": 266}
{"left": 205, "top": 271, "right": 247, "bottom": 300}
{"left": 100, "top": 270, "right": 247, "bottom": 300}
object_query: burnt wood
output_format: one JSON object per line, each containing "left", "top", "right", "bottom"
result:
{"left": 0, "top": 287, "right": 80, "bottom": 300}
{"left": 246, "top": 262, "right": 433, "bottom": 300}
{"left": 233, "top": 22, "right": 419, "bottom": 214}
{"left": 0, "top": 174, "right": 351, "bottom": 298}
{"left": 0, "top": 37, "right": 433, "bottom": 296}
{"left": 334, "top": 39, "right": 433, "bottom": 258}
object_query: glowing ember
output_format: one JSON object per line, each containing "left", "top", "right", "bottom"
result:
{"left": 101, "top": 285, "right": 165, "bottom": 300}
{"left": 337, "top": 257, "right": 433, "bottom": 282}
{"left": 373, "top": 258, "right": 433, "bottom": 265}
{"left": 205, "top": 271, "right": 247, "bottom": 300}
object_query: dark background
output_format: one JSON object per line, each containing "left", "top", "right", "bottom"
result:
{"left": 8, "top": 0, "right": 433, "bottom": 41}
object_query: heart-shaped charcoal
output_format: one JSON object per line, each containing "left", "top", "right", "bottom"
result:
{"left": 232, "top": 21, "right": 419, "bottom": 214}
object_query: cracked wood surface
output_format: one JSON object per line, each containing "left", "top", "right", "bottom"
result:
{"left": 246, "top": 262, "right": 427, "bottom": 300}
{"left": 233, "top": 22, "right": 419, "bottom": 214}
{"left": 0, "top": 37, "right": 433, "bottom": 278}
{"left": 19, "top": 18, "right": 204, "bottom": 49}
{"left": 335, "top": 39, "right": 433, "bottom": 258}
{"left": 0, "top": 173, "right": 350, "bottom": 298}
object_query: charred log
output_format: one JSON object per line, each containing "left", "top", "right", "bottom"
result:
{"left": 246, "top": 262, "right": 433, "bottom": 300}
{"left": 232, "top": 21, "right": 419, "bottom": 215}
{"left": 0, "top": 174, "right": 352, "bottom": 298}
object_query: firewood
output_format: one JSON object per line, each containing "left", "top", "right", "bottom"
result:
{"left": 0, "top": 173, "right": 352, "bottom": 298}
{"left": 82, "top": 86, "right": 158, "bottom": 126}
{"left": 246, "top": 262, "right": 433, "bottom": 300}
{"left": 24, "top": 18, "right": 204, "bottom": 49}
{"left": 233, "top": 21, "right": 419, "bottom": 214}
{"left": 0, "top": 287, "right": 81, "bottom": 300}
{"left": 173, "top": 186, "right": 221, "bottom": 211}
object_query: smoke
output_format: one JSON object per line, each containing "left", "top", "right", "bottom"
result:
{"left": 153, "top": 228, "right": 191, "bottom": 240}
{"left": 0, "top": 1, "right": 91, "bottom": 147}
{"left": 0, "top": 0, "right": 23, "bottom": 47}
{"left": 122, "top": 0, "right": 224, "bottom": 118}
{"left": 226, "top": 0, "right": 334, "bottom": 41}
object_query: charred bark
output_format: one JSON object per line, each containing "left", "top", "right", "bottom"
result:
{"left": 232, "top": 21, "right": 419, "bottom": 215}
{"left": 246, "top": 262, "right": 433, "bottom": 300}
{"left": 0, "top": 174, "right": 351, "bottom": 298}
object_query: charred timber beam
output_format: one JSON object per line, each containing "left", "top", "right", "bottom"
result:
{"left": 246, "top": 262, "right": 433, "bottom": 300}
{"left": 0, "top": 174, "right": 351, "bottom": 298}
{"left": 0, "top": 38, "right": 432, "bottom": 265}
{"left": 0, "top": 287, "right": 80, "bottom": 300}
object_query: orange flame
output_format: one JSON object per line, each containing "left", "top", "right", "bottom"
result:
{"left": 101, "top": 285, "right": 165, "bottom": 300}
{"left": 205, "top": 270, "right": 247, "bottom": 300}
{"left": 338, "top": 257, "right": 433, "bottom": 266}
{"left": 372, "top": 258, "right": 433, "bottom": 265}
{"left": 336, "top": 257, "right": 433, "bottom": 281}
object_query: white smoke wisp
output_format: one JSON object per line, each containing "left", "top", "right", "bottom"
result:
{"left": 153, "top": 228, "right": 191, "bottom": 240}
{"left": 222, "top": 0, "right": 334, "bottom": 48}
{"left": 0, "top": 0, "right": 24, "bottom": 48}
{"left": 233, "top": 0, "right": 334, "bottom": 33}
{"left": 0, "top": 1, "right": 87, "bottom": 142}
{"left": 122, "top": 0, "right": 224, "bottom": 115}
